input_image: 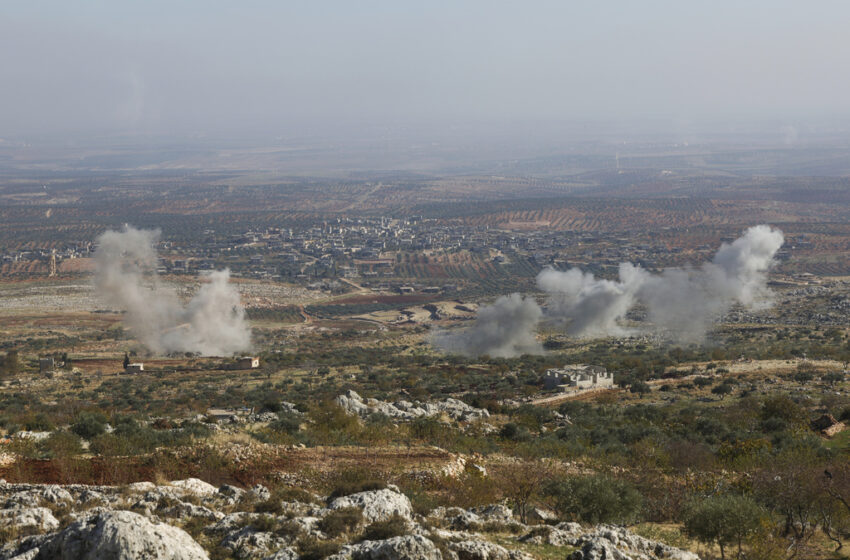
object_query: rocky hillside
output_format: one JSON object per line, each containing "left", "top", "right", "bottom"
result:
{"left": 0, "top": 478, "right": 699, "bottom": 560}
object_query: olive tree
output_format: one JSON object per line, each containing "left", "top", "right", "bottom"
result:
{"left": 683, "top": 495, "right": 765, "bottom": 560}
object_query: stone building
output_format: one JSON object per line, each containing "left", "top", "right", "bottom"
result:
{"left": 543, "top": 365, "right": 612, "bottom": 391}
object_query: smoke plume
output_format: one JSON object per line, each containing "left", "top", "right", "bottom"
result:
{"left": 537, "top": 263, "right": 648, "bottom": 338}
{"left": 538, "top": 225, "right": 784, "bottom": 343}
{"left": 432, "top": 225, "right": 784, "bottom": 356}
{"left": 430, "top": 293, "right": 543, "bottom": 358}
{"left": 94, "top": 225, "right": 251, "bottom": 356}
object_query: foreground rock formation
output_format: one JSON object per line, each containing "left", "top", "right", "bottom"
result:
{"left": 0, "top": 479, "right": 698, "bottom": 560}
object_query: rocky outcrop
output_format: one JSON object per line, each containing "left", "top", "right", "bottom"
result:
{"left": 335, "top": 391, "right": 489, "bottom": 423}
{"left": 205, "top": 512, "right": 266, "bottom": 536}
{"left": 220, "top": 527, "right": 289, "bottom": 559}
{"left": 569, "top": 526, "right": 699, "bottom": 560}
{"left": 40, "top": 486, "right": 73, "bottom": 504}
{"left": 471, "top": 504, "right": 513, "bottom": 523}
{"left": 247, "top": 484, "right": 271, "bottom": 502}
{"left": 169, "top": 478, "right": 218, "bottom": 498}
{"left": 0, "top": 481, "right": 699, "bottom": 560}
{"left": 450, "top": 539, "right": 530, "bottom": 560}
{"left": 332, "top": 535, "right": 443, "bottom": 560}
{"left": 30, "top": 510, "right": 209, "bottom": 560}
{"left": 262, "top": 548, "right": 298, "bottom": 560}
{"left": 159, "top": 501, "right": 224, "bottom": 522}
{"left": 328, "top": 486, "right": 412, "bottom": 523}
{"left": 518, "top": 522, "right": 582, "bottom": 546}
{"left": 0, "top": 507, "right": 60, "bottom": 533}
{"left": 247, "top": 412, "right": 280, "bottom": 423}
{"left": 217, "top": 484, "right": 245, "bottom": 505}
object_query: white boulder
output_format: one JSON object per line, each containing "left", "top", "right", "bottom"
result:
{"left": 35, "top": 510, "right": 209, "bottom": 560}
{"left": 328, "top": 487, "right": 412, "bottom": 523}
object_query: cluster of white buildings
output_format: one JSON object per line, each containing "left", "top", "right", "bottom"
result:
{"left": 543, "top": 365, "right": 613, "bottom": 391}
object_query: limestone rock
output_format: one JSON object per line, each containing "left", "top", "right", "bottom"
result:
{"left": 169, "top": 478, "right": 218, "bottom": 498}
{"left": 221, "top": 527, "right": 289, "bottom": 559}
{"left": 126, "top": 482, "right": 157, "bottom": 494}
{"left": 247, "top": 412, "right": 279, "bottom": 423}
{"left": 447, "top": 510, "right": 482, "bottom": 530}
{"left": 76, "top": 489, "right": 107, "bottom": 505}
{"left": 34, "top": 510, "right": 209, "bottom": 560}
{"left": 262, "top": 548, "right": 298, "bottom": 560}
{"left": 328, "top": 488, "right": 412, "bottom": 523}
{"left": 525, "top": 507, "right": 557, "bottom": 524}
{"left": 247, "top": 484, "right": 271, "bottom": 502}
{"left": 159, "top": 501, "right": 224, "bottom": 522}
{"left": 278, "top": 402, "right": 303, "bottom": 416}
{"left": 217, "top": 484, "right": 245, "bottom": 505}
{"left": 334, "top": 391, "right": 489, "bottom": 423}
{"left": 332, "top": 535, "right": 443, "bottom": 560}
{"left": 40, "top": 485, "right": 73, "bottom": 504}
{"left": 450, "top": 540, "right": 514, "bottom": 560}
{"left": 569, "top": 526, "right": 699, "bottom": 560}
{"left": 518, "top": 524, "right": 582, "bottom": 547}
{"left": 206, "top": 512, "right": 265, "bottom": 536}
{"left": 0, "top": 507, "right": 60, "bottom": 533}
{"left": 472, "top": 505, "right": 513, "bottom": 523}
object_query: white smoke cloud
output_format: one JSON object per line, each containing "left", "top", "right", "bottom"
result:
{"left": 537, "top": 263, "right": 648, "bottom": 338}
{"left": 431, "top": 225, "right": 784, "bottom": 356}
{"left": 538, "top": 225, "right": 785, "bottom": 343}
{"left": 94, "top": 225, "right": 251, "bottom": 356}
{"left": 430, "top": 293, "right": 543, "bottom": 358}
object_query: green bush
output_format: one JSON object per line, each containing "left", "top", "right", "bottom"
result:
{"left": 328, "top": 480, "right": 387, "bottom": 501}
{"left": 298, "top": 537, "right": 340, "bottom": 560}
{"left": 273, "top": 486, "right": 320, "bottom": 504}
{"left": 544, "top": 475, "right": 642, "bottom": 525}
{"left": 254, "top": 498, "right": 283, "bottom": 514}
{"left": 251, "top": 515, "right": 278, "bottom": 533}
{"left": 499, "top": 422, "right": 532, "bottom": 442}
{"left": 358, "top": 513, "right": 408, "bottom": 542}
{"left": 318, "top": 506, "right": 364, "bottom": 537}
{"left": 41, "top": 430, "right": 83, "bottom": 458}
{"left": 25, "top": 413, "right": 55, "bottom": 432}
{"left": 71, "top": 412, "right": 108, "bottom": 440}
{"left": 270, "top": 413, "right": 302, "bottom": 435}
{"left": 89, "top": 433, "right": 129, "bottom": 456}
{"left": 711, "top": 383, "right": 733, "bottom": 398}
{"left": 683, "top": 495, "right": 765, "bottom": 560}
{"left": 630, "top": 381, "right": 651, "bottom": 395}
{"left": 409, "top": 416, "right": 442, "bottom": 440}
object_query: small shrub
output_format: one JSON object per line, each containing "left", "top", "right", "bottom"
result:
{"left": 254, "top": 498, "right": 283, "bottom": 515}
{"left": 544, "top": 474, "right": 642, "bottom": 525}
{"left": 71, "top": 412, "right": 108, "bottom": 440}
{"left": 41, "top": 430, "right": 83, "bottom": 458}
{"left": 270, "top": 413, "right": 302, "bottom": 435}
{"left": 358, "top": 513, "right": 408, "bottom": 542}
{"left": 500, "top": 422, "right": 532, "bottom": 442}
{"left": 630, "top": 382, "right": 651, "bottom": 395}
{"left": 272, "top": 486, "right": 320, "bottom": 504}
{"left": 251, "top": 515, "right": 277, "bottom": 533}
{"left": 298, "top": 536, "right": 341, "bottom": 560}
{"left": 328, "top": 480, "right": 386, "bottom": 501}
{"left": 25, "top": 413, "right": 55, "bottom": 432}
{"left": 711, "top": 384, "right": 733, "bottom": 398}
{"left": 318, "top": 506, "right": 364, "bottom": 537}
{"left": 275, "top": 519, "right": 304, "bottom": 539}
{"left": 409, "top": 416, "right": 442, "bottom": 440}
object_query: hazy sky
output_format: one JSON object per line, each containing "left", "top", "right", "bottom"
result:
{"left": 3, "top": 1, "right": 850, "bottom": 136}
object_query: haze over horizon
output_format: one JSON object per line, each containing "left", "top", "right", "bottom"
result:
{"left": 4, "top": 0, "right": 850, "bottom": 139}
